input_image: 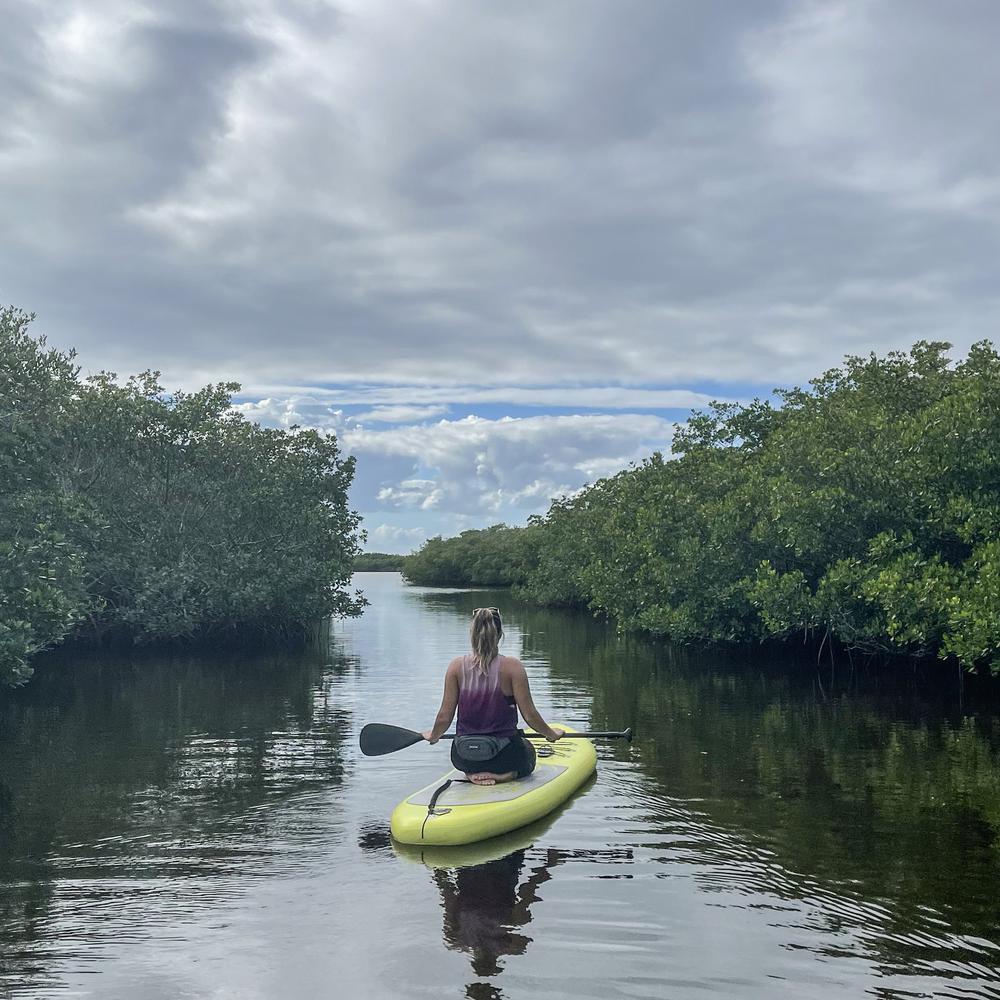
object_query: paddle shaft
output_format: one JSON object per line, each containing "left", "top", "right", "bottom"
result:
{"left": 358, "top": 722, "right": 632, "bottom": 756}
{"left": 437, "top": 728, "right": 631, "bottom": 741}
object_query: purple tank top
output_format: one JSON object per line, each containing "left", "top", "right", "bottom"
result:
{"left": 456, "top": 654, "right": 518, "bottom": 737}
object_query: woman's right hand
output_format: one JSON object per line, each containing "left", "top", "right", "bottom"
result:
{"left": 422, "top": 730, "right": 439, "bottom": 744}
{"left": 546, "top": 727, "right": 564, "bottom": 742}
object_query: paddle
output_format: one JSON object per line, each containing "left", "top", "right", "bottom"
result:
{"left": 359, "top": 723, "right": 633, "bottom": 757}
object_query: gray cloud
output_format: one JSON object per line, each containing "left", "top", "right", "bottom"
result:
{"left": 4, "top": 0, "right": 999, "bottom": 393}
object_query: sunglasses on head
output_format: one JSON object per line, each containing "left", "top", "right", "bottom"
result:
{"left": 474, "top": 607, "right": 503, "bottom": 628}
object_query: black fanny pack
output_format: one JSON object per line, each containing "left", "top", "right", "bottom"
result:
{"left": 453, "top": 734, "right": 511, "bottom": 761}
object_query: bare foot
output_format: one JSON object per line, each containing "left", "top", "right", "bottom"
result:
{"left": 467, "top": 771, "right": 516, "bottom": 785}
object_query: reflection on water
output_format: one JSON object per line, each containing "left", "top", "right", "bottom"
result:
{"left": 437, "top": 850, "right": 540, "bottom": 980}
{"left": 433, "top": 845, "right": 635, "bottom": 998}
{"left": 2, "top": 572, "right": 1000, "bottom": 999}
{"left": 0, "top": 647, "right": 355, "bottom": 995}
{"left": 386, "top": 815, "right": 636, "bottom": 1000}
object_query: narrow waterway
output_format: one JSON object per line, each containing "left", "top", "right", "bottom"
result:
{"left": 2, "top": 573, "right": 1000, "bottom": 999}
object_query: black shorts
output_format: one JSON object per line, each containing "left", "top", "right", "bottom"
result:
{"left": 451, "top": 732, "right": 536, "bottom": 778}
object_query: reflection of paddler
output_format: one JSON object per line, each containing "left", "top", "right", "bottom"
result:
{"left": 434, "top": 848, "right": 568, "bottom": 978}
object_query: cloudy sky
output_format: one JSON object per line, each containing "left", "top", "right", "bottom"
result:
{"left": 4, "top": 1, "right": 1000, "bottom": 551}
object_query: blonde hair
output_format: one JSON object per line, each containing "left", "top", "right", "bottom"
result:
{"left": 470, "top": 608, "right": 502, "bottom": 673}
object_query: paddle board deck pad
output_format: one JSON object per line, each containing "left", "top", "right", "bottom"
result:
{"left": 390, "top": 724, "right": 597, "bottom": 846}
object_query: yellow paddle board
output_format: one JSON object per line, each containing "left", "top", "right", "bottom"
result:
{"left": 390, "top": 724, "right": 596, "bottom": 846}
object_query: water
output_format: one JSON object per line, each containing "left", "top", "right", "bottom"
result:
{"left": 2, "top": 572, "right": 1000, "bottom": 999}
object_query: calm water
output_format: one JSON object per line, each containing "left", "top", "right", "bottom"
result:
{"left": 2, "top": 572, "right": 1000, "bottom": 999}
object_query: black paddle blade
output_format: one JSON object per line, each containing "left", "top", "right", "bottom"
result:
{"left": 359, "top": 723, "right": 424, "bottom": 756}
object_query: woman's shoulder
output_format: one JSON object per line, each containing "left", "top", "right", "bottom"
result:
{"left": 444, "top": 656, "right": 465, "bottom": 677}
{"left": 498, "top": 654, "right": 525, "bottom": 676}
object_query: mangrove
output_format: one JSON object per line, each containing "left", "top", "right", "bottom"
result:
{"left": 0, "top": 307, "right": 364, "bottom": 687}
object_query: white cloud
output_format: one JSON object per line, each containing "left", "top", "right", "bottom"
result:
{"left": 365, "top": 523, "right": 426, "bottom": 553}
{"left": 232, "top": 396, "right": 676, "bottom": 540}
{"left": 231, "top": 397, "right": 352, "bottom": 431}
{"left": 236, "top": 384, "right": 718, "bottom": 411}
{"left": 352, "top": 404, "right": 448, "bottom": 423}
{"left": 343, "top": 411, "right": 673, "bottom": 525}
{"left": 375, "top": 480, "right": 441, "bottom": 509}
{"left": 342, "top": 408, "right": 672, "bottom": 546}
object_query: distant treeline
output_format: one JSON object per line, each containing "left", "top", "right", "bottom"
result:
{"left": 402, "top": 341, "right": 1000, "bottom": 672}
{"left": 402, "top": 525, "right": 534, "bottom": 587}
{"left": 354, "top": 552, "right": 405, "bottom": 571}
{"left": 0, "top": 307, "right": 364, "bottom": 687}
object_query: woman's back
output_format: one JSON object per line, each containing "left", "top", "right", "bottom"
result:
{"left": 456, "top": 654, "right": 517, "bottom": 737}
{"left": 422, "top": 607, "right": 561, "bottom": 784}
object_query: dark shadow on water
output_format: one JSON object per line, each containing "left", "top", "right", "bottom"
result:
{"left": 435, "top": 847, "right": 566, "bottom": 989}
{"left": 433, "top": 843, "right": 633, "bottom": 997}
{"left": 356, "top": 823, "right": 394, "bottom": 855}
{"left": 465, "top": 982, "right": 503, "bottom": 1000}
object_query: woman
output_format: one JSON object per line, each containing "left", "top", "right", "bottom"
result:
{"left": 423, "top": 607, "right": 563, "bottom": 785}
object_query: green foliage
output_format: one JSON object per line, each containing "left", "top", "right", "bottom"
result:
{"left": 0, "top": 309, "right": 364, "bottom": 686}
{"left": 515, "top": 507, "right": 591, "bottom": 607}
{"left": 354, "top": 552, "right": 406, "bottom": 571}
{"left": 517, "top": 340, "right": 1000, "bottom": 671}
{"left": 68, "top": 371, "right": 364, "bottom": 642}
{"left": 942, "top": 541, "right": 1000, "bottom": 671}
{"left": 401, "top": 524, "right": 538, "bottom": 587}
{"left": 0, "top": 307, "right": 88, "bottom": 685}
